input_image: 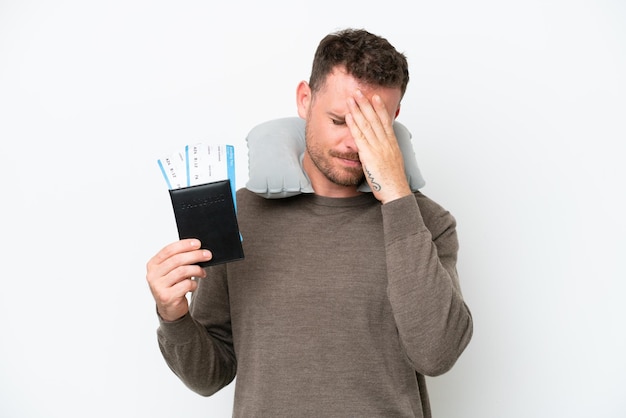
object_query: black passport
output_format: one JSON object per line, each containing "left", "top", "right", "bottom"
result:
{"left": 168, "top": 180, "right": 244, "bottom": 267}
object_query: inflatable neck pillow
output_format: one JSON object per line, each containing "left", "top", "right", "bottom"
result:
{"left": 245, "top": 117, "right": 426, "bottom": 199}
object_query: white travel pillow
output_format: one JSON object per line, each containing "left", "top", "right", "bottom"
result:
{"left": 245, "top": 117, "right": 426, "bottom": 199}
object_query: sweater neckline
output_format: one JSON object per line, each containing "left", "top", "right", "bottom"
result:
{"left": 303, "top": 192, "right": 378, "bottom": 208}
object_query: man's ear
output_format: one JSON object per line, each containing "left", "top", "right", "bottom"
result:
{"left": 296, "top": 81, "right": 312, "bottom": 119}
{"left": 394, "top": 104, "right": 401, "bottom": 119}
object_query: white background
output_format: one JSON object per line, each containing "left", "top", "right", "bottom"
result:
{"left": 1, "top": 1, "right": 625, "bottom": 417}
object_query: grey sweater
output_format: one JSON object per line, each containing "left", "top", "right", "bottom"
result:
{"left": 157, "top": 189, "right": 473, "bottom": 417}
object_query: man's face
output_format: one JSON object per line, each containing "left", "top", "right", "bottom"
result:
{"left": 298, "top": 67, "right": 402, "bottom": 194}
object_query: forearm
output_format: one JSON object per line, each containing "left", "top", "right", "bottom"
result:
{"left": 157, "top": 313, "right": 236, "bottom": 396}
{"left": 382, "top": 194, "right": 473, "bottom": 376}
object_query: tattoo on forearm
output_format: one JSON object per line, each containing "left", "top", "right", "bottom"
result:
{"left": 364, "top": 167, "right": 381, "bottom": 191}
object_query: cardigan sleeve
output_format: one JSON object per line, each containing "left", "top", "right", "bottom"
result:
{"left": 381, "top": 191, "right": 473, "bottom": 376}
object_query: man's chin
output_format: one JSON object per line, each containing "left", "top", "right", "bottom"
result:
{"left": 330, "top": 174, "right": 364, "bottom": 188}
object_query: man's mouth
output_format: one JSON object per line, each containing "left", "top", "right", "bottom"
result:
{"left": 331, "top": 151, "right": 361, "bottom": 167}
{"left": 338, "top": 157, "right": 361, "bottom": 168}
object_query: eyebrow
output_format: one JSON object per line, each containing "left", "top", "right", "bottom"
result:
{"left": 328, "top": 112, "right": 346, "bottom": 121}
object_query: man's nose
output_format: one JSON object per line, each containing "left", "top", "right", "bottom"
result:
{"left": 341, "top": 127, "right": 358, "bottom": 152}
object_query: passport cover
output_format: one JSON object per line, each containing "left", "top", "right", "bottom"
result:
{"left": 168, "top": 180, "right": 244, "bottom": 267}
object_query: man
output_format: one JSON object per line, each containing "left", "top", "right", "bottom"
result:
{"left": 147, "top": 28, "right": 473, "bottom": 417}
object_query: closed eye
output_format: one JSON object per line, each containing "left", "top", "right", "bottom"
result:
{"left": 332, "top": 118, "right": 346, "bottom": 126}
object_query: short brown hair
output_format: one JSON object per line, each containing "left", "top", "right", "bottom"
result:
{"left": 308, "top": 28, "right": 409, "bottom": 98}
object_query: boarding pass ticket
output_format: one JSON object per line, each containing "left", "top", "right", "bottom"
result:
{"left": 157, "top": 143, "right": 235, "bottom": 190}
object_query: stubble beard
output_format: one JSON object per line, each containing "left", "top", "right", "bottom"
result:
{"left": 305, "top": 125, "right": 364, "bottom": 187}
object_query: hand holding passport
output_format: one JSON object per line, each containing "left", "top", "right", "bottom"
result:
{"left": 158, "top": 143, "right": 244, "bottom": 267}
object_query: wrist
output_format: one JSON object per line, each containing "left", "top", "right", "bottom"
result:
{"left": 156, "top": 305, "right": 189, "bottom": 323}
